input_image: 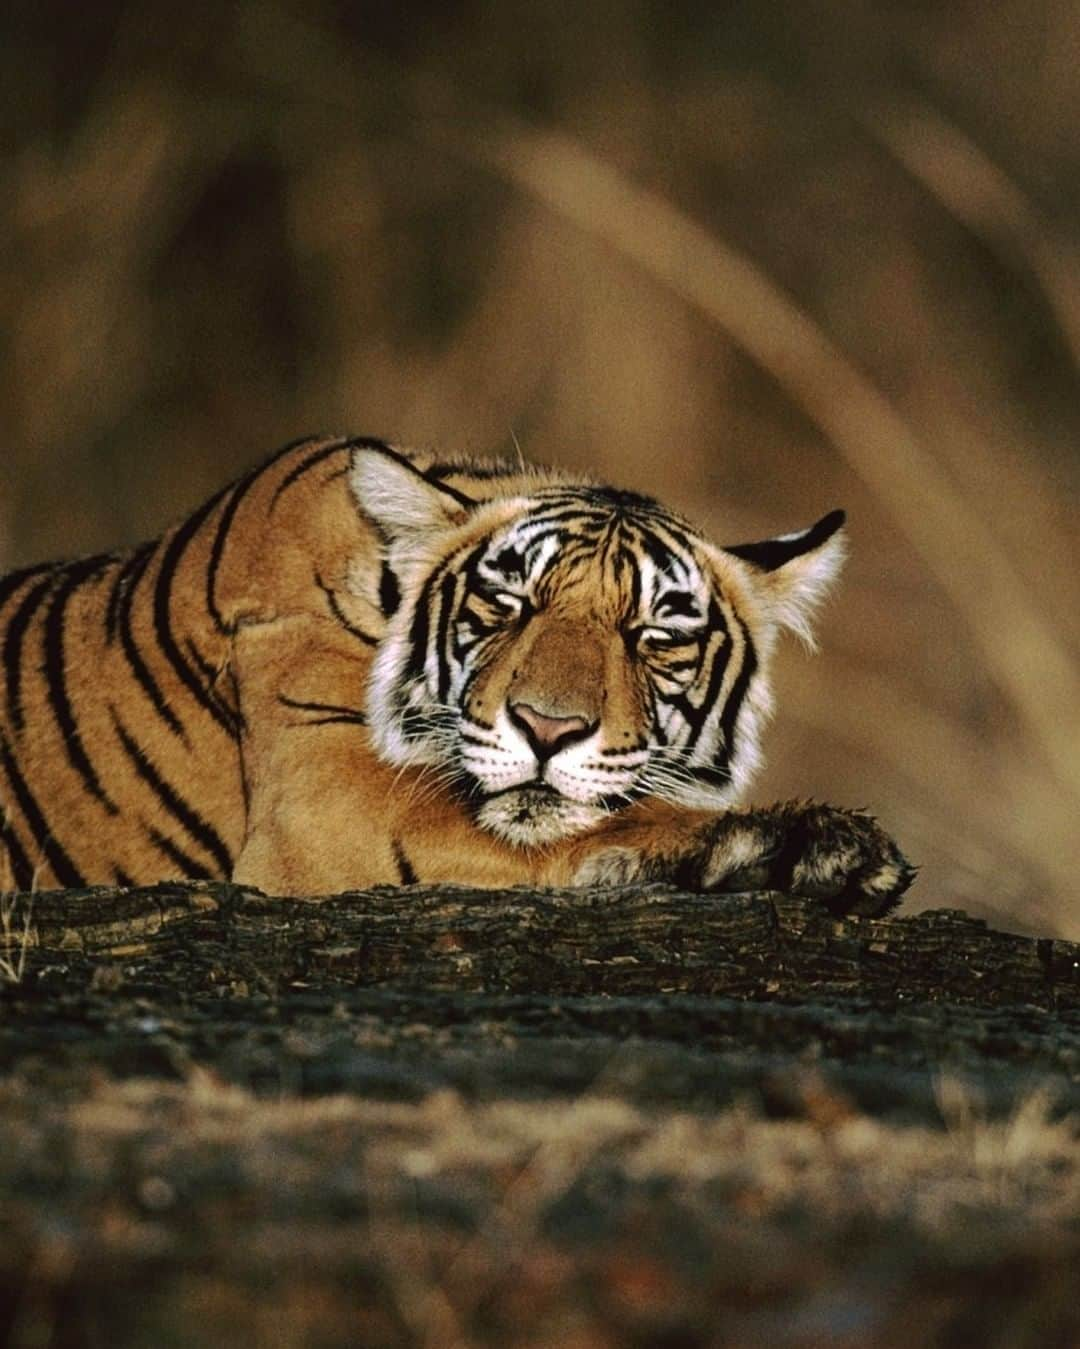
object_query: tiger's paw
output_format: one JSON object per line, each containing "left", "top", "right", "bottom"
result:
{"left": 718, "top": 802, "right": 917, "bottom": 917}
{"left": 574, "top": 802, "right": 916, "bottom": 918}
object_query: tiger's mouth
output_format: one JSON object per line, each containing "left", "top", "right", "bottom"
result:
{"left": 472, "top": 782, "right": 609, "bottom": 848}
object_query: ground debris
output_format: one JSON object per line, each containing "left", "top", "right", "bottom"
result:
{"left": 1, "top": 883, "right": 1079, "bottom": 1347}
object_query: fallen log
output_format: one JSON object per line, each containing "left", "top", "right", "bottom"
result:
{"left": 3, "top": 883, "right": 1080, "bottom": 1348}
{"left": 5, "top": 881, "right": 1079, "bottom": 1006}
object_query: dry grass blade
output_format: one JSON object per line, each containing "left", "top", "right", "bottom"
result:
{"left": 0, "top": 891, "right": 33, "bottom": 985}
{"left": 865, "top": 98, "right": 1080, "bottom": 370}
{"left": 431, "top": 116, "right": 1080, "bottom": 809}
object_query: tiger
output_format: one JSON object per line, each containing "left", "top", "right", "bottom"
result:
{"left": 0, "top": 434, "right": 914, "bottom": 913}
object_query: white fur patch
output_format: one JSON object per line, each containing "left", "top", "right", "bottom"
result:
{"left": 572, "top": 847, "right": 642, "bottom": 886}
{"left": 351, "top": 450, "right": 457, "bottom": 535}
{"left": 476, "top": 789, "right": 608, "bottom": 847}
{"left": 701, "top": 826, "right": 766, "bottom": 888}
{"left": 762, "top": 530, "right": 847, "bottom": 648}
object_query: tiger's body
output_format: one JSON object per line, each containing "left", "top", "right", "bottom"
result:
{"left": 0, "top": 436, "right": 913, "bottom": 912}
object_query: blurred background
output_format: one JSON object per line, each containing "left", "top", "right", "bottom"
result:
{"left": 2, "top": 0, "right": 1078, "bottom": 934}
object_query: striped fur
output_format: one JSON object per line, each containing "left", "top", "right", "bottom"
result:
{"left": 0, "top": 436, "right": 914, "bottom": 912}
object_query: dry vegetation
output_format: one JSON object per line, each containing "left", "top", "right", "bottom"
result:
{"left": 3, "top": 874, "right": 1079, "bottom": 1348}
{"left": 3, "top": 1071, "right": 1079, "bottom": 1348}
{"left": 1, "top": 0, "right": 1078, "bottom": 938}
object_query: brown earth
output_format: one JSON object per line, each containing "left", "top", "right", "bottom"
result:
{"left": 1, "top": 883, "right": 1079, "bottom": 1348}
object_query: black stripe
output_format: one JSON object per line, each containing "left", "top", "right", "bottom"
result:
{"left": 637, "top": 530, "right": 677, "bottom": 577}
{"left": 585, "top": 485, "right": 664, "bottom": 514}
{"left": 616, "top": 545, "right": 642, "bottom": 613}
{"left": 299, "top": 715, "right": 367, "bottom": 727}
{"left": 114, "top": 543, "right": 190, "bottom": 742}
{"left": 725, "top": 510, "right": 845, "bottom": 572}
{"left": 717, "top": 610, "right": 757, "bottom": 772}
{"left": 405, "top": 570, "right": 435, "bottom": 682}
{"left": 146, "top": 826, "right": 215, "bottom": 880}
{"left": 392, "top": 838, "right": 418, "bottom": 885}
{"left": 226, "top": 667, "right": 252, "bottom": 817}
{"left": 687, "top": 763, "right": 731, "bottom": 789}
{"left": 522, "top": 489, "right": 593, "bottom": 509}
{"left": 402, "top": 535, "right": 484, "bottom": 685}
{"left": 184, "top": 638, "right": 242, "bottom": 734}
{"left": 514, "top": 504, "right": 605, "bottom": 533}
{"left": 452, "top": 623, "right": 486, "bottom": 661}
{"left": 0, "top": 730, "right": 86, "bottom": 887}
{"left": 379, "top": 562, "right": 401, "bottom": 617}
{"left": 460, "top": 729, "right": 499, "bottom": 747}
{"left": 4, "top": 573, "right": 56, "bottom": 732}
{"left": 111, "top": 711, "right": 233, "bottom": 875}
{"left": 489, "top": 546, "right": 526, "bottom": 580}
{"left": 104, "top": 552, "right": 130, "bottom": 645}
{"left": 654, "top": 591, "right": 700, "bottom": 618}
{"left": 269, "top": 438, "right": 351, "bottom": 510}
{"left": 354, "top": 441, "right": 477, "bottom": 510}
{"left": 636, "top": 515, "right": 702, "bottom": 565}
{"left": 315, "top": 572, "right": 378, "bottom": 645}
{"left": 112, "top": 866, "right": 135, "bottom": 887}
{"left": 0, "top": 803, "right": 33, "bottom": 891}
{"left": 206, "top": 473, "right": 265, "bottom": 633}
{"left": 152, "top": 491, "right": 238, "bottom": 737}
{"left": 678, "top": 602, "right": 731, "bottom": 752}
{"left": 435, "top": 571, "right": 457, "bottom": 703}
{"left": 270, "top": 433, "right": 331, "bottom": 457}
{"left": 426, "top": 460, "right": 520, "bottom": 483}
{"left": 277, "top": 694, "right": 367, "bottom": 724}
{"left": 345, "top": 435, "right": 395, "bottom": 454}
{"left": 0, "top": 562, "right": 55, "bottom": 615}
{"left": 41, "top": 556, "right": 119, "bottom": 815}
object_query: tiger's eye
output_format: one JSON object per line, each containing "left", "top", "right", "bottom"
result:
{"left": 486, "top": 590, "right": 522, "bottom": 616}
{"left": 639, "top": 627, "right": 682, "bottom": 648}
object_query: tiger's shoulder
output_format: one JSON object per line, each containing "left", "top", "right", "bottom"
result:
{"left": 0, "top": 432, "right": 582, "bottom": 638}
{"left": 0, "top": 434, "right": 591, "bottom": 891}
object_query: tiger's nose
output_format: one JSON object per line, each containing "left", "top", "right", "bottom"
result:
{"left": 508, "top": 701, "right": 593, "bottom": 760}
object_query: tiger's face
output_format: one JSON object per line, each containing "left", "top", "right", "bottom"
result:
{"left": 352, "top": 450, "right": 845, "bottom": 848}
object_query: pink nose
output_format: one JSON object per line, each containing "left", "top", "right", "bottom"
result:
{"left": 509, "top": 702, "right": 592, "bottom": 758}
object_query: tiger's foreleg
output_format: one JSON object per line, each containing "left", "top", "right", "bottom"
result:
{"left": 229, "top": 615, "right": 400, "bottom": 894}
{"left": 551, "top": 799, "right": 915, "bottom": 917}
{"left": 229, "top": 615, "right": 548, "bottom": 894}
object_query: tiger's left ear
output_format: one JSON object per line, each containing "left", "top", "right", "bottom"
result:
{"left": 350, "top": 445, "right": 474, "bottom": 538}
{"left": 723, "top": 509, "right": 847, "bottom": 645}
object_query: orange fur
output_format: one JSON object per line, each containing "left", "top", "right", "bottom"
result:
{"left": 0, "top": 436, "right": 913, "bottom": 913}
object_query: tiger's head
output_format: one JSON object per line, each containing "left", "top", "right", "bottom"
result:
{"left": 350, "top": 447, "right": 845, "bottom": 848}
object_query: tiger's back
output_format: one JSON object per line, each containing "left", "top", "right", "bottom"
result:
{"left": 0, "top": 541, "right": 243, "bottom": 891}
{"left": 0, "top": 437, "right": 376, "bottom": 888}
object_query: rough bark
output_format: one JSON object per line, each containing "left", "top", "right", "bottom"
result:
{"left": 7, "top": 879, "right": 1080, "bottom": 1005}
{"left": 3, "top": 882, "right": 1079, "bottom": 1349}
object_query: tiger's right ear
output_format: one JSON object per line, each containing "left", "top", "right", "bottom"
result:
{"left": 350, "top": 446, "right": 473, "bottom": 537}
{"left": 722, "top": 509, "right": 847, "bottom": 646}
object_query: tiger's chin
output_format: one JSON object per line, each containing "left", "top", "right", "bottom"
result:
{"left": 474, "top": 785, "right": 609, "bottom": 848}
